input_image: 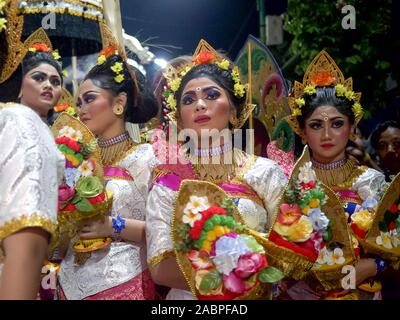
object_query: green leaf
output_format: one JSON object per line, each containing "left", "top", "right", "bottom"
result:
{"left": 199, "top": 270, "right": 222, "bottom": 291}
{"left": 258, "top": 267, "right": 285, "bottom": 283}
{"left": 72, "top": 195, "right": 82, "bottom": 204}
{"left": 322, "top": 228, "right": 333, "bottom": 242}
{"left": 75, "top": 198, "right": 95, "bottom": 212}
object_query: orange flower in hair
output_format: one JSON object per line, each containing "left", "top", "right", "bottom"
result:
{"left": 99, "top": 45, "right": 117, "bottom": 59}
{"left": 311, "top": 71, "right": 336, "bottom": 87}
{"left": 193, "top": 50, "right": 215, "bottom": 65}
{"left": 30, "top": 43, "right": 51, "bottom": 52}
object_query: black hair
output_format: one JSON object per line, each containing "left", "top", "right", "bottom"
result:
{"left": 297, "top": 87, "right": 355, "bottom": 128}
{"left": 175, "top": 63, "right": 246, "bottom": 117}
{"left": 21, "top": 51, "right": 63, "bottom": 80}
{"left": 370, "top": 120, "right": 400, "bottom": 150}
{"left": 84, "top": 55, "right": 159, "bottom": 123}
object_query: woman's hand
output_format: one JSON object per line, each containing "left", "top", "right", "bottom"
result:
{"left": 354, "top": 258, "right": 377, "bottom": 285}
{"left": 78, "top": 217, "right": 113, "bottom": 239}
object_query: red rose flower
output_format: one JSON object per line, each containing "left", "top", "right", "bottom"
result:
{"left": 389, "top": 222, "right": 396, "bottom": 231}
{"left": 234, "top": 253, "right": 268, "bottom": 279}
{"left": 311, "top": 71, "right": 336, "bottom": 87}
{"left": 54, "top": 103, "right": 69, "bottom": 112}
{"left": 300, "top": 181, "right": 316, "bottom": 190}
{"left": 389, "top": 203, "right": 398, "bottom": 214}
{"left": 193, "top": 50, "right": 215, "bottom": 65}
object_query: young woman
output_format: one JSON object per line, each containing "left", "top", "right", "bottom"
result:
{"left": 283, "top": 50, "right": 388, "bottom": 300}
{"left": 56, "top": 47, "right": 160, "bottom": 300}
{"left": 146, "top": 41, "right": 287, "bottom": 300}
{"left": 0, "top": 27, "right": 65, "bottom": 299}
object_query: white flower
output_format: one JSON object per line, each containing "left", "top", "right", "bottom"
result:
{"left": 316, "top": 247, "right": 331, "bottom": 265}
{"left": 376, "top": 231, "right": 393, "bottom": 249}
{"left": 182, "top": 196, "right": 210, "bottom": 226}
{"left": 59, "top": 126, "right": 75, "bottom": 138}
{"left": 298, "top": 162, "right": 317, "bottom": 183}
{"left": 327, "top": 248, "right": 345, "bottom": 265}
{"left": 77, "top": 160, "right": 94, "bottom": 177}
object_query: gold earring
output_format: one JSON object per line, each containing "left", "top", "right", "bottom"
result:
{"left": 349, "top": 132, "right": 356, "bottom": 142}
{"left": 113, "top": 104, "right": 124, "bottom": 116}
{"left": 229, "top": 113, "right": 238, "bottom": 129}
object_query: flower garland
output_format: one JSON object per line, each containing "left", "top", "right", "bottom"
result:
{"left": 291, "top": 71, "right": 363, "bottom": 120}
{"left": 164, "top": 50, "right": 246, "bottom": 112}
{"left": 0, "top": 0, "right": 7, "bottom": 33}
{"left": 96, "top": 45, "right": 125, "bottom": 84}
{"left": 176, "top": 195, "right": 284, "bottom": 298}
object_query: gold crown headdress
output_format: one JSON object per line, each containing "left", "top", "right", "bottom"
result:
{"left": 0, "top": 1, "right": 62, "bottom": 84}
{"left": 286, "top": 50, "right": 363, "bottom": 139}
{"left": 163, "top": 39, "right": 254, "bottom": 129}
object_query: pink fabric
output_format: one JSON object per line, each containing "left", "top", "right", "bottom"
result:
{"left": 219, "top": 182, "right": 259, "bottom": 198}
{"left": 266, "top": 140, "right": 294, "bottom": 178}
{"left": 104, "top": 166, "right": 133, "bottom": 180}
{"left": 334, "top": 189, "right": 362, "bottom": 202}
{"left": 58, "top": 269, "right": 155, "bottom": 300}
{"left": 155, "top": 173, "right": 183, "bottom": 191}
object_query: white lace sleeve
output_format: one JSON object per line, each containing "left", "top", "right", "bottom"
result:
{"left": 146, "top": 183, "right": 177, "bottom": 269}
{"left": 352, "top": 167, "right": 388, "bottom": 201}
{"left": 243, "top": 157, "right": 287, "bottom": 229}
{"left": 0, "top": 105, "right": 59, "bottom": 244}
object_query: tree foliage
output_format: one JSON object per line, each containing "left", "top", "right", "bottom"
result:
{"left": 280, "top": 0, "right": 394, "bottom": 117}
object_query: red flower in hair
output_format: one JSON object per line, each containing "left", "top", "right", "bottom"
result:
{"left": 31, "top": 43, "right": 51, "bottom": 52}
{"left": 193, "top": 50, "right": 215, "bottom": 65}
{"left": 99, "top": 45, "right": 117, "bottom": 58}
{"left": 311, "top": 71, "right": 336, "bottom": 87}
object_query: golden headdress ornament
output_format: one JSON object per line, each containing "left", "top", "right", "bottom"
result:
{"left": 286, "top": 50, "right": 363, "bottom": 139}
{"left": 0, "top": 1, "right": 62, "bottom": 84}
{"left": 163, "top": 39, "right": 254, "bottom": 129}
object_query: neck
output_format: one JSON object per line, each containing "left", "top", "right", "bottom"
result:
{"left": 98, "top": 121, "right": 125, "bottom": 140}
{"left": 311, "top": 150, "right": 346, "bottom": 164}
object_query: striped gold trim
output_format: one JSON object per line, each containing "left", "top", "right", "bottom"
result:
{"left": 147, "top": 250, "right": 175, "bottom": 270}
{"left": 0, "top": 213, "right": 58, "bottom": 248}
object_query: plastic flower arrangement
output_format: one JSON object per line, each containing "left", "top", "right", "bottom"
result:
{"left": 359, "top": 174, "right": 400, "bottom": 267}
{"left": 173, "top": 181, "right": 284, "bottom": 300}
{"left": 267, "top": 155, "right": 355, "bottom": 287}
{"left": 51, "top": 112, "right": 113, "bottom": 254}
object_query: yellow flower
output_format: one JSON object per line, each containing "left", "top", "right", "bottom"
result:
{"left": 351, "top": 209, "right": 373, "bottom": 232}
{"left": 213, "top": 226, "right": 226, "bottom": 237}
{"left": 180, "top": 65, "right": 192, "bottom": 77}
{"left": 274, "top": 216, "right": 313, "bottom": 242}
{"left": 170, "top": 78, "right": 181, "bottom": 92}
{"left": 217, "top": 59, "right": 230, "bottom": 70}
{"left": 292, "top": 108, "right": 302, "bottom": 117}
{"left": 231, "top": 68, "right": 240, "bottom": 82}
{"left": 111, "top": 62, "right": 124, "bottom": 73}
{"left": 309, "top": 198, "right": 320, "bottom": 209}
{"left": 344, "top": 90, "right": 355, "bottom": 100}
{"left": 303, "top": 85, "right": 316, "bottom": 95}
{"left": 302, "top": 206, "right": 310, "bottom": 215}
{"left": 234, "top": 83, "right": 245, "bottom": 97}
{"left": 0, "top": 17, "right": 6, "bottom": 32}
{"left": 52, "top": 50, "right": 61, "bottom": 60}
{"left": 206, "top": 231, "right": 217, "bottom": 241}
{"left": 202, "top": 240, "right": 212, "bottom": 253}
{"left": 28, "top": 47, "right": 37, "bottom": 53}
{"left": 295, "top": 98, "right": 305, "bottom": 107}
{"left": 335, "top": 84, "right": 347, "bottom": 97}
{"left": 0, "top": 1, "right": 6, "bottom": 13}
{"left": 97, "top": 55, "right": 106, "bottom": 65}
{"left": 352, "top": 102, "right": 363, "bottom": 115}
{"left": 65, "top": 107, "right": 76, "bottom": 116}
{"left": 62, "top": 69, "right": 68, "bottom": 77}
{"left": 114, "top": 74, "right": 125, "bottom": 83}
{"left": 167, "top": 94, "right": 177, "bottom": 110}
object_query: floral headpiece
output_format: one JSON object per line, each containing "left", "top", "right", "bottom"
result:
{"left": 0, "top": 0, "right": 7, "bottom": 33}
{"left": 96, "top": 45, "right": 125, "bottom": 84}
{"left": 286, "top": 50, "right": 363, "bottom": 139}
{"left": 163, "top": 39, "right": 247, "bottom": 115}
{"left": 28, "top": 42, "right": 62, "bottom": 62}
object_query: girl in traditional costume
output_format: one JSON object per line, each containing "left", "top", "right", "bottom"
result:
{"left": 56, "top": 44, "right": 159, "bottom": 300}
{"left": 146, "top": 40, "right": 287, "bottom": 300}
{"left": 0, "top": 3, "right": 64, "bottom": 299}
{"left": 282, "top": 50, "right": 388, "bottom": 300}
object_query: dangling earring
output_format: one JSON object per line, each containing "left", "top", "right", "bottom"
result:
{"left": 349, "top": 131, "right": 357, "bottom": 142}
{"left": 113, "top": 103, "right": 124, "bottom": 116}
{"left": 229, "top": 113, "right": 238, "bottom": 130}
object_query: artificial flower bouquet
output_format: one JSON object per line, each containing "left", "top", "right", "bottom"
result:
{"left": 51, "top": 112, "right": 113, "bottom": 253}
{"left": 172, "top": 180, "right": 285, "bottom": 300}
{"left": 266, "top": 150, "right": 355, "bottom": 289}
{"left": 360, "top": 173, "right": 400, "bottom": 269}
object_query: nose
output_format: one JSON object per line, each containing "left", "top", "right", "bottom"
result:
{"left": 195, "top": 98, "right": 206, "bottom": 111}
{"left": 322, "top": 125, "right": 331, "bottom": 140}
{"left": 42, "top": 79, "right": 53, "bottom": 90}
{"left": 387, "top": 143, "right": 395, "bottom": 153}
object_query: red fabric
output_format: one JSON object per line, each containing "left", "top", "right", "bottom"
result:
{"left": 269, "top": 231, "right": 318, "bottom": 261}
